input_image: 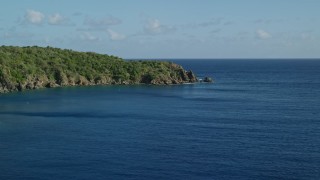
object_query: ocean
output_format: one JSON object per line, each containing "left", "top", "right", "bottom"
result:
{"left": 0, "top": 59, "right": 320, "bottom": 179}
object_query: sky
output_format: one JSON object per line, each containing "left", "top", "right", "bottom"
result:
{"left": 0, "top": 0, "right": 319, "bottom": 59}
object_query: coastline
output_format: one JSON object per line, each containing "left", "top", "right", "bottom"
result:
{"left": 0, "top": 46, "right": 198, "bottom": 94}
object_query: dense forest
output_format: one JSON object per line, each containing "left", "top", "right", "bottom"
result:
{"left": 0, "top": 46, "right": 197, "bottom": 93}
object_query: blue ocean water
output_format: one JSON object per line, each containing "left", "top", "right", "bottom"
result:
{"left": 0, "top": 59, "right": 320, "bottom": 180}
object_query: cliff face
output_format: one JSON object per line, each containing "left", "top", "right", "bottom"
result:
{"left": 0, "top": 46, "right": 197, "bottom": 93}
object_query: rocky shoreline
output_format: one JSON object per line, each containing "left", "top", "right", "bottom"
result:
{"left": 0, "top": 46, "right": 200, "bottom": 94}
{"left": 0, "top": 68, "right": 198, "bottom": 94}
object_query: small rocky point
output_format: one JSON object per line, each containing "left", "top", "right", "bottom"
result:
{"left": 203, "top": 77, "right": 213, "bottom": 83}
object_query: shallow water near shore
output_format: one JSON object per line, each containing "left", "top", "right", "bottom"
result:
{"left": 1, "top": 59, "right": 320, "bottom": 179}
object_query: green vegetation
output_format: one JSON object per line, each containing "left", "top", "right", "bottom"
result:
{"left": 0, "top": 46, "right": 197, "bottom": 93}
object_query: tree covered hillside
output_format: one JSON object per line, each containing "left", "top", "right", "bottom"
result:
{"left": 0, "top": 46, "right": 197, "bottom": 93}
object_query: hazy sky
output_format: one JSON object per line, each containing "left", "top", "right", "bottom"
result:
{"left": 1, "top": 0, "right": 319, "bottom": 58}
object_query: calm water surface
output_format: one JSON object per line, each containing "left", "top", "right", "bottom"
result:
{"left": 1, "top": 60, "right": 320, "bottom": 179}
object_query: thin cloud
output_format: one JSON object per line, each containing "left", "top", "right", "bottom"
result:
{"left": 256, "top": 29, "right": 272, "bottom": 39}
{"left": 107, "top": 29, "right": 126, "bottom": 41}
{"left": 48, "top": 13, "right": 73, "bottom": 26}
{"left": 84, "top": 16, "right": 122, "bottom": 30}
{"left": 144, "top": 19, "right": 175, "bottom": 35}
{"left": 180, "top": 17, "right": 224, "bottom": 29}
{"left": 24, "top": 10, "right": 45, "bottom": 24}
{"left": 80, "top": 32, "right": 99, "bottom": 41}
{"left": 199, "top": 18, "right": 223, "bottom": 27}
{"left": 2, "top": 31, "right": 34, "bottom": 39}
{"left": 253, "top": 19, "right": 284, "bottom": 24}
{"left": 48, "top": 14, "right": 64, "bottom": 25}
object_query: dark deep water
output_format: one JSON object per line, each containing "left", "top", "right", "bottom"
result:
{"left": 0, "top": 60, "right": 320, "bottom": 179}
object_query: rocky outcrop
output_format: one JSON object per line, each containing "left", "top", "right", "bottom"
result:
{"left": 203, "top": 77, "right": 213, "bottom": 83}
{"left": 140, "top": 68, "right": 197, "bottom": 85}
{"left": 0, "top": 73, "right": 18, "bottom": 93}
{"left": 186, "top": 70, "right": 197, "bottom": 82}
{"left": 0, "top": 68, "right": 198, "bottom": 93}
